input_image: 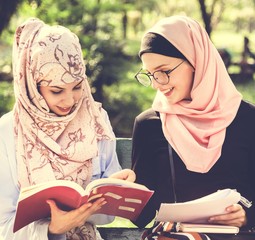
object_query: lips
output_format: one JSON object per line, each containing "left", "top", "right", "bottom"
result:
{"left": 161, "top": 87, "right": 174, "bottom": 97}
{"left": 57, "top": 106, "right": 72, "bottom": 113}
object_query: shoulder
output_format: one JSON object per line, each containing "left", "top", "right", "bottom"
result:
{"left": 0, "top": 111, "right": 14, "bottom": 135}
{"left": 240, "top": 100, "right": 255, "bottom": 111}
{"left": 99, "top": 107, "right": 112, "bottom": 127}
{"left": 0, "top": 112, "right": 15, "bottom": 157}
{"left": 230, "top": 100, "right": 255, "bottom": 132}
{"left": 135, "top": 108, "right": 160, "bottom": 123}
{"left": 100, "top": 107, "right": 108, "bottom": 117}
{"left": 236, "top": 100, "right": 255, "bottom": 121}
{"left": 134, "top": 108, "right": 163, "bottom": 137}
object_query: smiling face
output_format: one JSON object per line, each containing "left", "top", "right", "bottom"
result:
{"left": 141, "top": 53, "right": 194, "bottom": 104}
{"left": 38, "top": 80, "right": 84, "bottom": 116}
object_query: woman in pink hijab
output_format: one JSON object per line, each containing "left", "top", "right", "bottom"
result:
{"left": 0, "top": 18, "right": 135, "bottom": 240}
{"left": 132, "top": 16, "right": 255, "bottom": 238}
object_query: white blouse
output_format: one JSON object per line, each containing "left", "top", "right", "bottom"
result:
{"left": 0, "top": 110, "right": 121, "bottom": 240}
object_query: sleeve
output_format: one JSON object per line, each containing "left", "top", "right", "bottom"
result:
{"left": 131, "top": 113, "right": 158, "bottom": 228}
{"left": 89, "top": 108, "right": 121, "bottom": 225}
{"left": 91, "top": 108, "right": 121, "bottom": 181}
{"left": 244, "top": 127, "right": 255, "bottom": 230}
{"left": 0, "top": 114, "right": 65, "bottom": 240}
{"left": 241, "top": 105, "right": 255, "bottom": 231}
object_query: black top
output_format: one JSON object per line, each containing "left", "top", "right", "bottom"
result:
{"left": 131, "top": 100, "right": 255, "bottom": 234}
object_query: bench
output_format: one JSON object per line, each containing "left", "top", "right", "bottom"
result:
{"left": 97, "top": 137, "right": 145, "bottom": 239}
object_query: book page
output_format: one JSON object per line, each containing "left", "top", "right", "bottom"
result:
{"left": 178, "top": 223, "right": 239, "bottom": 234}
{"left": 156, "top": 189, "right": 241, "bottom": 223}
{"left": 19, "top": 178, "right": 150, "bottom": 201}
{"left": 85, "top": 184, "right": 154, "bottom": 221}
{"left": 19, "top": 180, "right": 85, "bottom": 200}
{"left": 84, "top": 177, "right": 150, "bottom": 195}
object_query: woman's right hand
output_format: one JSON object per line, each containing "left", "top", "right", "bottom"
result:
{"left": 109, "top": 169, "right": 136, "bottom": 182}
{"left": 46, "top": 197, "right": 106, "bottom": 235}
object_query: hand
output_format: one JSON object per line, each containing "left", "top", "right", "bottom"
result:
{"left": 47, "top": 197, "right": 106, "bottom": 235}
{"left": 208, "top": 203, "right": 247, "bottom": 227}
{"left": 109, "top": 169, "right": 136, "bottom": 182}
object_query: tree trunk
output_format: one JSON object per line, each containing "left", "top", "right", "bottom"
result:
{"left": 0, "top": 0, "right": 22, "bottom": 35}
{"left": 198, "top": 0, "right": 212, "bottom": 37}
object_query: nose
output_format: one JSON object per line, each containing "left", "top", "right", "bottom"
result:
{"left": 151, "top": 79, "right": 161, "bottom": 90}
{"left": 63, "top": 93, "right": 75, "bottom": 106}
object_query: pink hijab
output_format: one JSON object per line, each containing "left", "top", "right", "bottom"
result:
{"left": 146, "top": 16, "right": 242, "bottom": 173}
{"left": 13, "top": 18, "right": 114, "bottom": 187}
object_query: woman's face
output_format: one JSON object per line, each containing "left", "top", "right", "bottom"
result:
{"left": 38, "top": 80, "right": 83, "bottom": 116}
{"left": 141, "top": 53, "right": 194, "bottom": 104}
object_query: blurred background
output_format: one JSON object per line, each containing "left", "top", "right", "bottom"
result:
{"left": 1, "top": 0, "right": 255, "bottom": 137}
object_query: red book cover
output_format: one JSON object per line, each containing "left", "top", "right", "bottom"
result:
{"left": 14, "top": 178, "right": 154, "bottom": 232}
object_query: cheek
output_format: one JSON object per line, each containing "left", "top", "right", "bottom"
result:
{"left": 187, "top": 71, "right": 194, "bottom": 90}
{"left": 44, "top": 95, "right": 59, "bottom": 107}
{"left": 182, "top": 73, "right": 194, "bottom": 97}
{"left": 74, "top": 90, "right": 83, "bottom": 101}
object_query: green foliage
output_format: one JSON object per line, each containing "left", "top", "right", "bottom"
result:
{"left": 236, "top": 81, "right": 255, "bottom": 103}
{"left": 104, "top": 78, "right": 155, "bottom": 137}
{"left": 0, "top": 82, "right": 15, "bottom": 117}
{"left": 84, "top": 38, "right": 130, "bottom": 101}
{"left": 33, "top": 0, "right": 130, "bottom": 103}
{"left": 1, "top": 0, "right": 255, "bottom": 136}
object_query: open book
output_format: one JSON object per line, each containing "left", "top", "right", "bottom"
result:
{"left": 14, "top": 178, "right": 154, "bottom": 232}
{"left": 156, "top": 189, "right": 241, "bottom": 234}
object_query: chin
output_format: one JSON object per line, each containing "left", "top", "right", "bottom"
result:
{"left": 53, "top": 111, "right": 69, "bottom": 117}
{"left": 166, "top": 98, "right": 177, "bottom": 104}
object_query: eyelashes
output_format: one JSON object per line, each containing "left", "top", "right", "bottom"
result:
{"left": 50, "top": 85, "right": 82, "bottom": 95}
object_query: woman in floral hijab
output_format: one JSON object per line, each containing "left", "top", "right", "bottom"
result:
{"left": 0, "top": 18, "right": 135, "bottom": 240}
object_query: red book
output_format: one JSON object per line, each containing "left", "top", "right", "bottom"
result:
{"left": 14, "top": 178, "right": 154, "bottom": 232}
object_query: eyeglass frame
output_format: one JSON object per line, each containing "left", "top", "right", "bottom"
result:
{"left": 135, "top": 60, "right": 185, "bottom": 87}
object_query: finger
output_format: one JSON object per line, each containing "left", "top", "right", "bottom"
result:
{"left": 46, "top": 199, "right": 66, "bottom": 214}
{"left": 211, "top": 218, "right": 244, "bottom": 227}
{"left": 210, "top": 204, "right": 244, "bottom": 220}
{"left": 226, "top": 203, "right": 242, "bottom": 213}
{"left": 109, "top": 169, "right": 127, "bottom": 179}
{"left": 80, "top": 198, "right": 106, "bottom": 214}
{"left": 89, "top": 197, "right": 107, "bottom": 211}
{"left": 123, "top": 169, "right": 136, "bottom": 182}
{"left": 110, "top": 169, "right": 136, "bottom": 182}
{"left": 209, "top": 213, "right": 242, "bottom": 222}
{"left": 208, "top": 210, "right": 246, "bottom": 227}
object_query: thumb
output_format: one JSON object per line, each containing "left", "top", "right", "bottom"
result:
{"left": 46, "top": 199, "right": 59, "bottom": 213}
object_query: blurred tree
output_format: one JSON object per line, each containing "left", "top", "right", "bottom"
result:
{"left": 31, "top": 0, "right": 131, "bottom": 102}
{"left": 197, "top": 0, "right": 225, "bottom": 37}
{"left": 0, "top": 82, "right": 15, "bottom": 117}
{"left": 0, "top": 0, "right": 22, "bottom": 35}
{"left": 1, "top": 0, "right": 255, "bottom": 135}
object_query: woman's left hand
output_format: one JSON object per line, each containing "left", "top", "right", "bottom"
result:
{"left": 208, "top": 203, "right": 247, "bottom": 227}
{"left": 109, "top": 169, "right": 136, "bottom": 182}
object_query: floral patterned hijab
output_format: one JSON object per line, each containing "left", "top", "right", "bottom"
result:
{"left": 144, "top": 16, "right": 242, "bottom": 173}
{"left": 13, "top": 18, "right": 114, "bottom": 188}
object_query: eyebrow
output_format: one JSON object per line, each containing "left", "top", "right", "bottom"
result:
{"left": 143, "top": 63, "right": 169, "bottom": 73}
{"left": 155, "top": 64, "right": 169, "bottom": 69}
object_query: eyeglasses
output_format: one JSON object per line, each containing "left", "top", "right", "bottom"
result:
{"left": 135, "top": 60, "right": 185, "bottom": 87}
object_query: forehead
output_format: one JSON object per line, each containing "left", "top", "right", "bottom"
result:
{"left": 40, "top": 80, "right": 83, "bottom": 89}
{"left": 141, "top": 53, "right": 179, "bottom": 71}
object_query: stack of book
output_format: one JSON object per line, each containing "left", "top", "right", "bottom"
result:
{"left": 156, "top": 189, "right": 241, "bottom": 234}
